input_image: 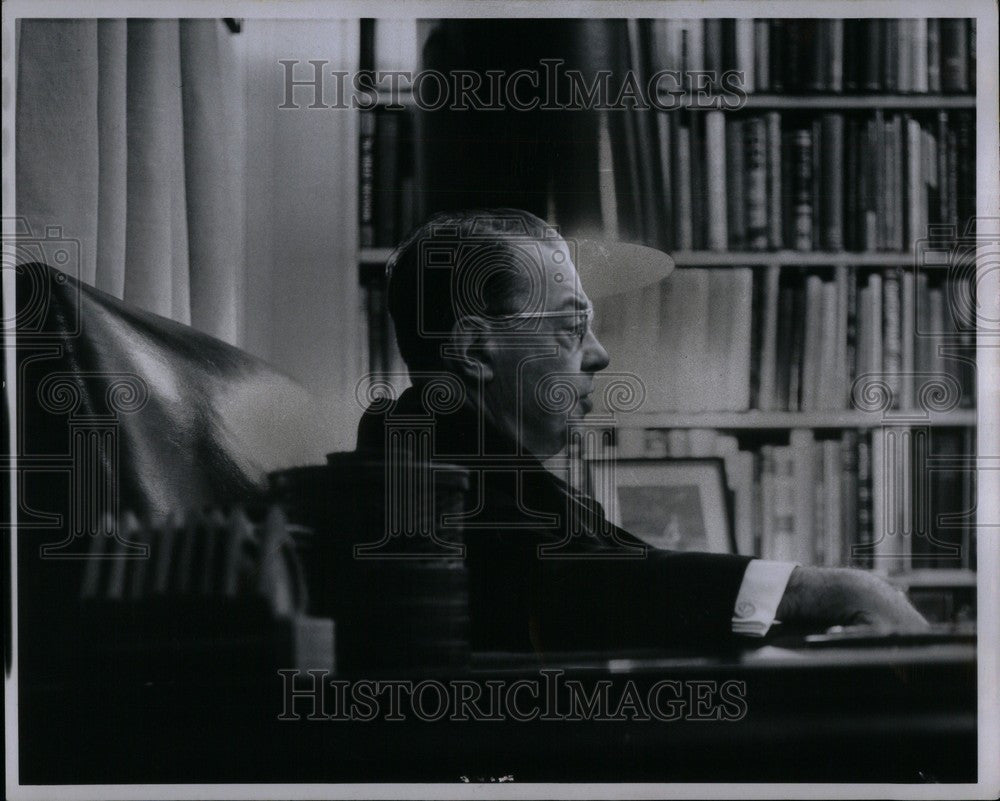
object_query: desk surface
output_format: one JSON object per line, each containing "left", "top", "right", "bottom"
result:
{"left": 19, "top": 634, "right": 978, "bottom": 785}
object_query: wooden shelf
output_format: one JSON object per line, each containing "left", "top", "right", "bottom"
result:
{"left": 361, "top": 248, "right": 935, "bottom": 268}
{"left": 671, "top": 251, "right": 922, "bottom": 267}
{"left": 735, "top": 93, "right": 976, "bottom": 110}
{"left": 609, "top": 410, "right": 977, "bottom": 430}
{"left": 369, "top": 90, "right": 976, "bottom": 112}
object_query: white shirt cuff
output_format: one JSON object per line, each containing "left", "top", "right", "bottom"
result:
{"left": 732, "top": 560, "right": 798, "bottom": 637}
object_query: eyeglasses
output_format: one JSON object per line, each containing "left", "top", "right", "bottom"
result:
{"left": 489, "top": 307, "right": 595, "bottom": 344}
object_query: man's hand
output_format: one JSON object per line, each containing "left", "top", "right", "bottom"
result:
{"left": 775, "top": 566, "right": 930, "bottom": 632}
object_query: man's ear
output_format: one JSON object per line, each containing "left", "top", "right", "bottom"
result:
{"left": 442, "top": 316, "right": 495, "bottom": 382}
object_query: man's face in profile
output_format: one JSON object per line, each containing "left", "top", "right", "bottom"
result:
{"left": 479, "top": 238, "right": 610, "bottom": 459}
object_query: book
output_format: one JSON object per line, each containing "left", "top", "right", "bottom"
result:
{"left": 800, "top": 274, "right": 824, "bottom": 411}
{"left": 775, "top": 275, "right": 798, "bottom": 411}
{"left": 791, "top": 429, "right": 817, "bottom": 564}
{"left": 374, "top": 110, "right": 401, "bottom": 246}
{"left": 754, "top": 19, "right": 770, "bottom": 91}
{"left": 818, "top": 279, "right": 840, "bottom": 410}
{"left": 791, "top": 127, "right": 813, "bottom": 251}
{"left": 883, "top": 267, "right": 902, "bottom": 409}
{"left": 673, "top": 118, "right": 693, "bottom": 250}
{"left": 941, "top": 19, "right": 969, "bottom": 92}
{"left": 756, "top": 264, "right": 781, "bottom": 411}
{"left": 864, "top": 20, "right": 881, "bottom": 90}
{"left": 766, "top": 112, "right": 783, "bottom": 250}
{"left": 597, "top": 111, "right": 619, "bottom": 239}
{"left": 840, "top": 431, "right": 859, "bottom": 567}
{"left": 855, "top": 433, "right": 873, "bottom": 567}
{"left": 820, "top": 113, "right": 844, "bottom": 251}
{"left": 705, "top": 111, "right": 728, "bottom": 251}
{"left": 927, "top": 18, "right": 941, "bottom": 93}
{"left": 726, "top": 118, "right": 745, "bottom": 249}
{"left": 735, "top": 19, "right": 755, "bottom": 94}
{"left": 900, "top": 269, "right": 916, "bottom": 410}
{"left": 912, "top": 18, "right": 929, "bottom": 93}
{"left": 744, "top": 115, "right": 768, "bottom": 250}
{"left": 359, "top": 109, "right": 376, "bottom": 248}
{"left": 821, "top": 20, "right": 840, "bottom": 91}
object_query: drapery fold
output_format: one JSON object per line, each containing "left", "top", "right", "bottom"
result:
{"left": 17, "top": 18, "right": 242, "bottom": 343}
{"left": 18, "top": 17, "right": 363, "bottom": 450}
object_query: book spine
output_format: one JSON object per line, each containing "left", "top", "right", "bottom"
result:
{"left": 856, "top": 433, "right": 873, "bottom": 568}
{"left": 757, "top": 264, "right": 781, "bottom": 411}
{"left": 745, "top": 116, "right": 768, "bottom": 250}
{"left": 941, "top": 19, "right": 969, "bottom": 92}
{"left": 819, "top": 279, "right": 840, "bottom": 410}
{"left": 654, "top": 112, "right": 674, "bottom": 252}
{"left": 828, "top": 19, "right": 844, "bottom": 93}
{"left": 898, "top": 19, "right": 913, "bottom": 94}
{"left": 791, "top": 429, "right": 817, "bottom": 564}
{"left": 792, "top": 127, "right": 813, "bottom": 251}
{"left": 912, "top": 18, "right": 929, "bottom": 93}
{"left": 840, "top": 431, "right": 859, "bottom": 567}
{"left": 735, "top": 19, "right": 755, "bottom": 94}
{"left": 597, "top": 111, "right": 619, "bottom": 239}
{"left": 844, "top": 265, "right": 858, "bottom": 407}
{"left": 927, "top": 19, "right": 941, "bottom": 93}
{"left": 689, "top": 113, "right": 706, "bottom": 250}
{"left": 726, "top": 118, "right": 745, "bottom": 249}
{"left": 766, "top": 112, "right": 783, "bottom": 250}
{"left": 883, "top": 268, "right": 901, "bottom": 408}
{"left": 769, "top": 21, "right": 785, "bottom": 92}
{"left": 754, "top": 19, "right": 770, "bottom": 91}
{"left": 374, "top": 110, "right": 401, "bottom": 247}
{"left": 821, "top": 113, "right": 844, "bottom": 251}
{"left": 823, "top": 439, "right": 843, "bottom": 566}
{"left": 705, "top": 111, "right": 728, "bottom": 251}
{"left": 811, "top": 117, "right": 822, "bottom": 251}
{"left": 864, "top": 20, "right": 881, "bottom": 91}
{"left": 359, "top": 109, "right": 376, "bottom": 249}
{"left": 801, "top": 274, "right": 824, "bottom": 411}
{"left": 673, "top": 118, "right": 693, "bottom": 250}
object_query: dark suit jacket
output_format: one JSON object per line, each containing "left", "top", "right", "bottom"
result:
{"left": 356, "top": 385, "right": 753, "bottom": 654}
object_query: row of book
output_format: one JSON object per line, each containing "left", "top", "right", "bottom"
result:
{"left": 592, "top": 266, "right": 976, "bottom": 414}
{"left": 606, "top": 426, "right": 975, "bottom": 572}
{"left": 359, "top": 108, "right": 421, "bottom": 248}
{"left": 642, "top": 19, "right": 976, "bottom": 95}
{"left": 604, "top": 109, "right": 975, "bottom": 253}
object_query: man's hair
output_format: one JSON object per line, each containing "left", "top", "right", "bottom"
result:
{"left": 386, "top": 208, "right": 559, "bottom": 375}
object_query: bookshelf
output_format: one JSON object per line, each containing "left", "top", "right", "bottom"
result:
{"left": 355, "top": 17, "right": 978, "bottom": 615}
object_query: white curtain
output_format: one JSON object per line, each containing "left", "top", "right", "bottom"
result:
{"left": 17, "top": 17, "right": 363, "bottom": 449}
{"left": 17, "top": 19, "right": 245, "bottom": 342}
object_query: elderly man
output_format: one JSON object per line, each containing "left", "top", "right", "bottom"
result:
{"left": 356, "top": 209, "right": 926, "bottom": 654}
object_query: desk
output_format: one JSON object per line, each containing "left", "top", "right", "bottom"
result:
{"left": 19, "top": 638, "right": 976, "bottom": 784}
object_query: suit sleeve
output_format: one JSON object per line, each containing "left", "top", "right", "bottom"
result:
{"left": 527, "top": 549, "right": 754, "bottom": 652}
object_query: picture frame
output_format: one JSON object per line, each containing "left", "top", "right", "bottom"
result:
{"left": 587, "top": 457, "right": 736, "bottom": 555}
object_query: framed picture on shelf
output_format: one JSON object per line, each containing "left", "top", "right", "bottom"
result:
{"left": 587, "top": 457, "right": 735, "bottom": 555}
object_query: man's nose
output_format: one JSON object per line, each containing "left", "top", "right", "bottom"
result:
{"left": 582, "top": 330, "right": 610, "bottom": 372}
